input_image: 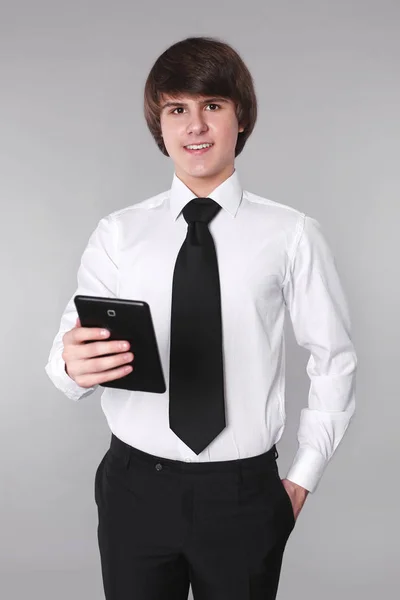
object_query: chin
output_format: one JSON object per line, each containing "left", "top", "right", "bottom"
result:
{"left": 186, "top": 164, "right": 221, "bottom": 179}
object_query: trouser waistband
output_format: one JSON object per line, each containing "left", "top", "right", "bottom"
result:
{"left": 108, "top": 433, "right": 279, "bottom": 475}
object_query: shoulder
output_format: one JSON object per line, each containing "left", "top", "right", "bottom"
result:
{"left": 242, "top": 189, "right": 326, "bottom": 258}
{"left": 104, "top": 190, "right": 169, "bottom": 222}
{"left": 243, "top": 189, "right": 309, "bottom": 232}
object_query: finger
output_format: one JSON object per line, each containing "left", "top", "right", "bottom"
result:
{"left": 80, "top": 339, "right": 130, "bottom": 361}
{"left": 85, "top": 349, "right": 134, "bottom": 372}
{"left": 76, "top": 363, "right": 133, "bottom": 388}
{"left": 72, "top": 325, "right": 110, "bottom": 347}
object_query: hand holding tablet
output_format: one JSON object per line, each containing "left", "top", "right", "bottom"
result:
{"left": 62, "top": 317, "right": 135, "bottom": 388}
{"left": 67, "top": 295, "right": 166, "bottom": 393}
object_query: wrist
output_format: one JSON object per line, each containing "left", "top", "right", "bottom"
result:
{"left": 284, "top": 478, "right": 309, "bottom": 498}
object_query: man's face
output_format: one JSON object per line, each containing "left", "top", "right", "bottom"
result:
{"left": 159, "top": 93, "right": 244, "bottom": 193}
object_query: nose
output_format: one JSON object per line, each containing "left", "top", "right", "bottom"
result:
{"left": 186, "top": 110, "right": 208, "bottom": 135}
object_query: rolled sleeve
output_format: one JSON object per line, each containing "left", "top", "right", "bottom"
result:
{"left": 282, "top": 214, "right": 358, "bottom": 493}
{"left": 44, "top": 214, "right": 119, "bottom": 401}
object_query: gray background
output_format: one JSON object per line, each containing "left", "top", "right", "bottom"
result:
{"left": 1, "top": 0, "right": 398, "bottom": 598}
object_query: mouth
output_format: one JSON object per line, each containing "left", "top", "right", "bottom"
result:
{"left": 183, "top": 143, "right": 214, "bottom": 156}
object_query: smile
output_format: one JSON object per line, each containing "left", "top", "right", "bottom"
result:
{"left": 184, "top": 143, "right": 214, "bottom": 155}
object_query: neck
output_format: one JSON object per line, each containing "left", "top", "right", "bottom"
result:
{"left": 175, "top": 165, "right": 235, "bottom": 198}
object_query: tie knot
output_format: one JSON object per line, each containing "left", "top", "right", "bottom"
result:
{"left": 182, "top": 198, "right": 222, "bottom": 225}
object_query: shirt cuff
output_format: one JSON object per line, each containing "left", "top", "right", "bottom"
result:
{"left": 45, "top": 350, "right": 97, "bottom": 401}
{"left": 285, "top": 445, "right": 328, "bottom": 493}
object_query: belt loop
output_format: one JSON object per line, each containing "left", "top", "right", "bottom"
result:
{"left": 110, "top": 432, "right": 131, "bottom": 469}
{"left": 274, "top": 445, "right": 279, "bottom": 460}
{"left": 237, "top": 459, "right": 243, "bottom": 486}
{"left": 124, "top": 447, "right": 131, "bottom": 470}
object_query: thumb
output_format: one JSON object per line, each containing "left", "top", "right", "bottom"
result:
{"left": 76, "top": 317, "right": 81, "bottom": 327}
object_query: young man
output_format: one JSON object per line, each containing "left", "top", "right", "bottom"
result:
{"left": 45, "top": 36, "right": 357, "bottom": 600}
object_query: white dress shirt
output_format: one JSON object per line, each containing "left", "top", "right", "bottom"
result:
{"left": 45, "top": 169, "right": 357, "bottom": 493}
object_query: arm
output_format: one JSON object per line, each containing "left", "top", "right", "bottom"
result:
{"left": 282, "top": 214, "right": 358, "bottom": 494}
{"left": 44, "top": 213, "right": 119, "bottom": 401}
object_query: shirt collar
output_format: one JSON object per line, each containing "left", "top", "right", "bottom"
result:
{"left": 169, "top": 169, "right": 243, "bottom": 221}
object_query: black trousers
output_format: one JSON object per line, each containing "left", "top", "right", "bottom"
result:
{"left": 95, "top": 433, "right": 296, "bottom": 600}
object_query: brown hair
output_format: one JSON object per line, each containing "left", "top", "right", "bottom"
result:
{"left": 143, "top": 36, "right": 257, "bottom": 157}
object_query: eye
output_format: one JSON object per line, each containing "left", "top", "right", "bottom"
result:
{"left": 170, "top": 103, "right": 221, "bottom": 115}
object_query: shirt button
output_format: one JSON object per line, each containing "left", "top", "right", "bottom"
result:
{"left": 184, "top": 457, "right": 192, "bottom": 462}
{"left": 155, "top": 463, "right": 163, "bottom": 471}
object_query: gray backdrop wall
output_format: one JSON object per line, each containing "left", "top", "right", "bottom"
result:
{"left": 1, "top": 1, "right": 398, "bottom": 598}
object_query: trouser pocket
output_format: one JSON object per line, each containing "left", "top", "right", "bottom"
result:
{"left": 277, "top": 476, "right": 296, "bottom": 528}
{"left": 94, "top": 450, "right": 109, "bottom": 507}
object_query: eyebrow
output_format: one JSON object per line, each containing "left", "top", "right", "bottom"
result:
{"left": 161, "top": 97, "right": 230, "bottom": 110}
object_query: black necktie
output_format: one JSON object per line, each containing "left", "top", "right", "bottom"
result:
{"left": 169, "top": 197, "right": 226, "bottom": 454}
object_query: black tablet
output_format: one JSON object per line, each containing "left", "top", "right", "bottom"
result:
{"left": 73, "top": 295, "right": 166, "bottom": 393}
